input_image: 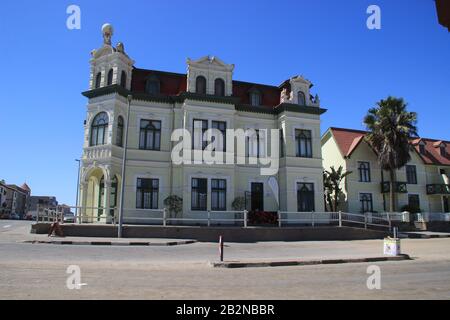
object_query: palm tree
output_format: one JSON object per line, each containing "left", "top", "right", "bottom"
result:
{"left": 364, "top": 96, "right": 418, "bottom": 212}
{"left": 323, "top": 172, "right": 333, "bottom": 212}
{"left": 324, "top": 166, "right": 352, "bottom": 212}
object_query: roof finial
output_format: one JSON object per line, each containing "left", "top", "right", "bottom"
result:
{"left": 102, "top": 23, "right": 114, "bottom": 46}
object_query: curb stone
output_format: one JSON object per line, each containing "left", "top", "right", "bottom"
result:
{"left": 209, "top": 254, "right": 411, "bottom": 269}
{"left": 22, "top": 240, "right": 197, "bottom": 246}
{"left": 400, "top": 233, "right": 450, "bottom": 239}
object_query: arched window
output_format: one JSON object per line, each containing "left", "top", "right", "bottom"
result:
{"left": 298, "top": 91, "right": 306, "bottom": 106}
{"left": 120, "top": 71, "right": 127, "bottom": 88}
{"left": 196, "top": 76, "right": 207, "bottom": 94}
{"left": 214, "top": 78, "right": 225, "bottom": 96}
{"left": 249, "top": 89, "right": 262, "bottom": 106}
{"left": 107, "top": 69, "right": 114, "bottom": 86}
{"left": 90, "top": 112, "right": 109, "bottom": 146}
{"left": 116, "top": 116, "right": 124, "bottom": 147}
{"left": 95, "top": 72, "right": 102, "bottom": 89}
{"left": 145, "top": 74, "right": 160, "bottom": 95}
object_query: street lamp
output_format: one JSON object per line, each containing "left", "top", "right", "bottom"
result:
{"left": 75, "top": 159, "right": 81, "bottom": 223}
{"left": 118, "top": 94, "right": 132, "bottom": 238}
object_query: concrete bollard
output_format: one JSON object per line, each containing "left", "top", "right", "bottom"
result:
{"left": 219, "top": 235, "right": 224, "bottom": 262}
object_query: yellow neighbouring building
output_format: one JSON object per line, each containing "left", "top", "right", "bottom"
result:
{"left": 321, "top": 127, "right": 450, "bottom": 214}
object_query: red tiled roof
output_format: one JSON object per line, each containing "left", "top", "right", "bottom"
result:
{"left": 131, "top": 68, "right": 187, "bottom": 95}
{"left": 328, "top": 127, "right": 367, "bottom": 157}
{"left": 130, "top": 68, "right": 283, "bottom": 107}
{"left": 21, "top": 182, "right": 31, "bottom": 192}
{"left": 329, "top": 127, "right": 450, "bottom": 166}
{"left": 411, "top": 138, "right": 450, "bottom": 166}
{"left": 232, "top": 81, "right": 281, "bottom": 107}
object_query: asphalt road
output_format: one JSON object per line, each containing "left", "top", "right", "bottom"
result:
{"left": 1, "top": 220, "right": 450, "bottom": 299}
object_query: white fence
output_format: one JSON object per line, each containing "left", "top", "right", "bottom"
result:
{"left": 416, "top": 212, "right": 450, "bottom": 222}
{"left": 35, "top": 205, "right": 450, "bottom": 231}
{"left": 35, "top": 205, "right": 248, "bottom": 227}
{"left": 277, "top": 211, "right": 392, "bottom": 230}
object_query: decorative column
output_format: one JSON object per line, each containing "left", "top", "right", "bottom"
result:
{"left": 104, "top": 180, "right": 112, "bottom": 224}
{"left": 80, "top": 182, "right": 88, "bottom": 223}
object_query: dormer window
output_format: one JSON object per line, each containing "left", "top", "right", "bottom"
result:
{"left": 95, "top": 72, "right": 102, "bottom": 89}
{"left": 196, "top": 76, "right": 207, "bottom": 94}
{"left": 298, "top": 91, "right": 306, "bottom": 106}
{"left": 214, "top": 78, "right": 225, "bottom": 96}
{"left": 249, "top": 89, "right": 262, "bottom": 106}
{"left": 419, "top": 143, "right": 426, "bottom": 155}
{"left": 145, "top": 74, "right": 160, "bottom": 95}
{"left": 107, "top": 69, "right": 113, "bottom": 86}
{"left": 120, "top": 71, "right": 127, "bottom": 88}
{"left": 441, "top": 146, "right": 447, "bottom": 157}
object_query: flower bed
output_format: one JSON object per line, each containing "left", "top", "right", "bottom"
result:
{"left": 248, "top": 211, "right": 278, "bottom": 225}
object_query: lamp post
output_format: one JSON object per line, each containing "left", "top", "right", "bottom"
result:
{"left": 118, "top": 94, "right": 132, "bottom": 238}
{"left": 75, "top": 159, "right": 81, "bottom": 222}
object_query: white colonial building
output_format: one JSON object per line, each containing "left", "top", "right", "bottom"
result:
{"left": 78, "top": 24, "right": 327, "bottom": 223}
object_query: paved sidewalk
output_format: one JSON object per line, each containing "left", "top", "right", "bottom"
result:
{"left": 22, "top": 233, "right": 197, "bottom": 246}
{"left": 210, "top": 254, "right": 411, "bottom": 268}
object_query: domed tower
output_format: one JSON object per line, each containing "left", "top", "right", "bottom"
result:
{"left": 79, "top": 24, "right": 135, "bottom": 224}
{"left": 89, "top": 23, "right": 134, "bottom": 90}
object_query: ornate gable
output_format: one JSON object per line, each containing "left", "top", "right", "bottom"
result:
{"left": 186, "top": 55, "right": 234, "bottom": 96}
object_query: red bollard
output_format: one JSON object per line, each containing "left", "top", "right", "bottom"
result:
{"left": 219, "top": 235, "right": 224, "bottom": 262}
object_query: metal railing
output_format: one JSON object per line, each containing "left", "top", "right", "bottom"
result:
{"left": 277, "top": 211, "right": 392, "bottom": 230}
{"left": 417, "top": 212, "right": 450, "bottom": 222}
{"left": 35, "top": 205, "right": 450, "bottom": 230}
{"left": 35, "top": 205, "right": 248, "bottom": 227}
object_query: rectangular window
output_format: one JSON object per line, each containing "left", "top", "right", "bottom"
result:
{"left": 408, "top": 194, "right": 420, "bottom": 210}
{"left": 191, "top": 178, "right": 207, "bottom": 211}
{"left": 211, "top": 179, "right": 226, "bottom": 211}
{"left": 297, "top": 183, "right": 315, "bottom": 212}
{"left": 358, "top": 161, "right": 371, "bottom": 182}
{"left": 136, "top": 178, "right": 159, "bottom": 209}
{"left": 247, "top": 130, "right": 259, "bottom": 158}
{"left": 212, "top": 121, "right": 226, "bottom": 152}
{"left": 406, "top": 165, "right": 417, "bottom": 184}
{"left": 295, "top": 129, "right": 312, "bottom": 158}
{"left": 360, "top": 193, "right": 373, "bottom": 213}
{"left": 246, "top": 130, "right": 266, "bottom": 158}
{"left": 193, "top": 119, "right": 208, "bottom": 150}
{"left": 139, "top": 120, "right": 161, "bottom": 151}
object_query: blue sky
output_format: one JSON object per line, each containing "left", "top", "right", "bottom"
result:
{"left": 1, "top": 0, "right": 449, "bottom": 205}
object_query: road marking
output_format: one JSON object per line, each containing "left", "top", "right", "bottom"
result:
{"left": 3, "top": 225, "right": 11, "bottom": 228}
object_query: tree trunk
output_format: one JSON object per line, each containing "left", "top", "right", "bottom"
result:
{"left": 389, "top": 169, "right": 396, "bottom": 213}
{"left": 333, "top": 187, "right": 339, "bottom": 212}
{"left": 328, "top": 194, "right": 333, "bottom": 212}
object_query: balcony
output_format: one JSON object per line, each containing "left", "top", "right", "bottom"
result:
{"left": 381, "top": 182, "right": 408, "bottom": 193}
{"left": 83, "top": 145, "right": 112, "bottom": 160}
{"left": 426, "top": 184, "right": 450, "bottom": 195}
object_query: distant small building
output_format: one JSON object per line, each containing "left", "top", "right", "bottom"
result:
{"left": 436, "top": 0, "right": 450, "bottom": 31}
{"left": 3, "top": 183, "right": 31, "bottom": 218}
{"left": 28, "top": 196, "right": 58, "bottom": 218}
{"left": 0, "top": 181, "right": 9, "bottom": 215}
